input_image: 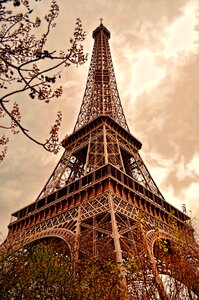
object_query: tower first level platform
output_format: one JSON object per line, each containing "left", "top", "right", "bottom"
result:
{"left": 8, "top": 115, "right": 189, "bottom": 251}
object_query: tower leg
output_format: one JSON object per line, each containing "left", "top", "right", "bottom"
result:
{"left": 74, "top": 206, "right": 81, "bottom": 274}
{"left": 143, "top": 227, "right": 169, "bottom": 300}
{"left": 108, "top": 192, "right": 128, "bottom": 300}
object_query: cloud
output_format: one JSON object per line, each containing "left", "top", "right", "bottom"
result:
{"left": 129, "top": 6, "right": 199, "bottom": 217}
{"left": 164, "top": 0, "right": 199, "bottom": 55}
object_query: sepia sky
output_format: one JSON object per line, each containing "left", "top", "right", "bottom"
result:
{"left": 1, "top": 0, "right": 199, "bottom": 241}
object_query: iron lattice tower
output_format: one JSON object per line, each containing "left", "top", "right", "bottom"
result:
{"left": 74, "top": 23, "right": 129, "bottom": 132}
{"left": 4, "top": 23, "right": 199, "bottom": 299}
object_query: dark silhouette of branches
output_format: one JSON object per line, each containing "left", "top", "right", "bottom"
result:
{"left": 0, "top": 0, "right": 87, "bottom": 162}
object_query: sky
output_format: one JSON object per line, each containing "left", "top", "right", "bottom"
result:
{"left": 0, "top": 0, "right": 199, "bottom": 242}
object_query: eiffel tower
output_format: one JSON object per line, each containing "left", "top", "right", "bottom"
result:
{"left": 3, "top": 22, "right": 199, "bottom": 299}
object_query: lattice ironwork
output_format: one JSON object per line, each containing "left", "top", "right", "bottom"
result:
{"left": 123, "top": 150, "right": 164, "bottom": 199}
{"left": 36, "top": 120, "right": 164, "bottom": 200}
{"left": 74, "top": 23, "right": 129, "bottom": 132}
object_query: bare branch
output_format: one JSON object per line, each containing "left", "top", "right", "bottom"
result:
{"left": 0, "top": 0, "right": 87, "bottom": 162}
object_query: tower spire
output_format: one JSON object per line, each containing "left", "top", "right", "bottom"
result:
{"left": 100, "top": 18, "right": 103, "bottom": 25}
{"left": 74, "top": 23, "right": 129, "bottom": 132}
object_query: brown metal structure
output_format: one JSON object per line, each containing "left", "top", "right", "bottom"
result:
{"left": 4, "top": 23, "right": 199, "bottom": 299}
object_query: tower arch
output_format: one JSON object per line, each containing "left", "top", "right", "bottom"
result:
{"left": 145, "top": 229, "right": 199, "bottom": 298}
{"left": 10, "top": 228, "right": 75, "bottom": 257}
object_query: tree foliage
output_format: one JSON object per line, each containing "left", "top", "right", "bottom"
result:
{"left": 0, "top": 0, "right": 87, "bottom": 162}
{"left": 0, "top": 241, "right": 73, "bottom": 299}
{"left": 0, "top": 227, "right": 199, "bottom": 300}
{"left": 0, "top": 241, "right": 122, "bottom": 300}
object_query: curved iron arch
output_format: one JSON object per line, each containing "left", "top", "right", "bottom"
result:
{"left": 145, "top": 229, "right": 199, "bottom": 298}
{"left": 13, "top": 228, "right": 76, "bottom": 257}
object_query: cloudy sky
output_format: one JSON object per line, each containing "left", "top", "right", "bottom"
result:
{"left": 1, "top": 0, "right": 199, "bottom": 242}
